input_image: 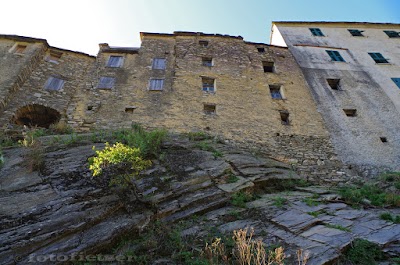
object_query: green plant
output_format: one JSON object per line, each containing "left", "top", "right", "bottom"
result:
{"left": 380, "top": 171, "right": 400, "bottom": 182}
{"left": 0, "top": 149, "right": 4, "bottom": 169}
{"left": 338, "top": 184, "right": 400, "bottom": 207}
{"left": 395, "top": 181, "right": 400, "bottom": 190}
{"left": 88, "top": 142, "right": 152, "bottom": 201}
{"left": 231, "top": 191, "right": 256, "bottom": 208}
{"left": 324, "top": 224, "right": 351, "bottom": 232}
{"left": 380, "top": 212, "right": 400, "bottom": 223}
{"left": 339, "top": 239, "right": 384, "bottom": 264}
{"left": 227, "top": 174, "right": 239, "bottom": 183}
{"left": 273, "top": 197, "right": 288, "bottom": 208}
{"left": 25, "top": 142, "right": 45, "bottom": 172}
{"left": 302, "top": 196, "right": 320, "bottom": 207}
{"left": 49, "top": 120, "right": 74, "bottom": 134}
{"left": 187, "top": 131, "right": 210, "bottom": 141}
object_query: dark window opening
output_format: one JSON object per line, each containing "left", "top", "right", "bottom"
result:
{"left": 125, "top": 107, "right": 136, "bottom": 113}
{"left": 199, "top": 40, "right": 209, "bottom": 47}
{"left": 12, "top": 104, "right": 61, "bottom": 128}
{"left": 263, "top": 61, "right": 275, "bottom": 73}
{"left": 310, "top": 28, "right": 324, "bottom": 36}
{"left": 202, "top": 57, "right": 213, "bottom": 67}
{"left": 87, "top": 106, "right": 93, "bottom": 111}
{"left": 326, "top": 50, "right": 346, "bottom": 62}
{"left": 204, "top": 104, "right": 216, "bottom": 114}
{"left": 348, "top": 29, "right": 364, "bottom": 37}
{"left": 202, "top": 77, "right": 215, "bottom": 92}
{"left": 257, "top": 47, "right": 265, "bottom": 53}
{"left": 343, "top": 109, "right": 357, "bottom": 117}
{"left": 380, "top": 137, "right": 388, "bottom": 143}
{"left": 279, "top": 111, "right": 289, "bottom": 125}
{"left": 368, "top": 52, "right": 389, "bottom": 64}
{"left": 327, "top": 79, "right": 341, "bottom": 90}
{"left": 269, "top": 84, "right": 283, "bottom": 99}
{"left": 384, "top": 30, "right": 400, "bottom": 38}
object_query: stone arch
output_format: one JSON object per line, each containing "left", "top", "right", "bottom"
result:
{"left": 12, "top": 104, "right": 61, "bottom": 128}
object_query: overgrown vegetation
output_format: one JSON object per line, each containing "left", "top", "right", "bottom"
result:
{"left": 380, "top": 171, "right": 400, "bottom": 190}
{"left": 380, "top": 212, "right": 400, "bottom": 223}
{"left": 231, "top": 191, "right": 258, "bottom": 208}
{"left": 302, "top": 194, "right": 321, "bottom": 207}
{"left": 187, "top": 131, "right": 211, "bottom": 141}
{"left": 25, "top": 142, "right": 45, "bottom": 172}
{"left": 324, "top": 224, "right": 351, "bottom": 232}
{"left": 273, "top": 197, "right": 288, "bottom": 208}
{"left": 195, "top": 141, "right": 223, "bottom": 158}
{"left": 338, "top": 184, "right": 400, "bottom": 208}
{"left": 336, "top": 239, "right": 384, "bottom": 265}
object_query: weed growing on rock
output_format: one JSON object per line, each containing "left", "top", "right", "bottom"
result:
{"left": 380, "top": 212, "right": 400, "bottom": 223}
{"left": 337, "top": 239, "right": 384, "bottom": 264}
{"left": 187, "top": 131, "right": 211, "bottom": 141}
{"left": 302, "top": 195, "right": 320, "bottom": 207}
{"left": 231, "top": 191, "right": 257, "bottom": 208}
{"left": 324, "top": 224, "right": 351, "bottom": 232}
{"left": 195, "top": 141, "right": 223, "bottom": 159}
{"left": 25, "top": 142, "right": 45, "bottom": 172}
{"left": 273, "top": 197, "right": 288, "bottom": 208}
{"left": 338, "top": 184, "right": 400, "bottom": 207}
{"left": 49, "top": 120, "right": 73, "bottom": 134}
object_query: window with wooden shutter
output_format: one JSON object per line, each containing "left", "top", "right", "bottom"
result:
{"left": 368, "top": 53, "right": 389, "bottom": 64}
{"left": 97, "top": 77, "right": 115, "bottom": 89}
{"left": 152, "top": 58, "right": 166, "bottom": 70}
{"left": 326, "top": 50, "right": 345, "bottom": 62}
{"left": 107, "top": 56, "right": 124, "bottom": 67}
{"left": 149, "top": 79, "right": 164, "bottom": 90}
{"left": 44, "top": 77, "right": 65, "bottom": 91}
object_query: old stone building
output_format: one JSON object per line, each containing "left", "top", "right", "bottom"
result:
{"left": 0, "top": 32, "right": 352, "bottom": 179}
{"left": 271, "top": 22, "right": 400, "bottom": 174}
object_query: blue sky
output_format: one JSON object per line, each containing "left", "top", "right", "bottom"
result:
{"left": 0, "top": 0, "right": 399, "bottom": 55}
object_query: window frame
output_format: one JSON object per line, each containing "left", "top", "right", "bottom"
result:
{"left": 199, "top": 40, "right": 209, "bottom": 47}
{"left": 203, "top": 103, "right": 216, "bottom": 115}
{"left": 202, "top": 77, "right": 215, "bottom": 92}
{"left": 348, "top": 29, "right": 364, "bottom": 37}
{"left": 97, "top": 76, "right": 116, "bottom": 89}
{"left": 383, "top": 30, "right": 400, "bottom": 38}
{"left": 106, "top": 55, "right": 124, "bottom": 68}
{"left": 46, "top": 50, "right": 62, "bottom": 64}
{"left": 279, "top": 111, "right": 290, "bottom": 125}
{"left": 44, "top": 76, "right": 65, "bottom": 91}
{"left": 11, "top": 43, "right": 27, "bottom": 54}
{"left": 269, "top": 84, "right": 284, "bottom": 100}
{"left": 152, "top": 58, "right": 166, "bottom": 70}
{"left": 391, "top": 78, "right": 400, "bottom": 89}
{"left": 309, "top": 28, "right": 324, "bottom": 37}
{"left": 368, "top": 52, "right": 389, "bottom": 64}
{"left": 262, "top": 61, "right": 275, "bottom": 73}
{"left": 257, "top": 47, "right": 265, "bottom": 53}
{"left": 148, "top": 78, "right": 165, "bottom": 91}
{"left": 327, "top": 79, "right": 341, "bottom": 90}
{"left": 326, "top": 50, "right": 346, "bottom": 62}
{"left": 202, "top": 57, "right": 213, "bottom": 67}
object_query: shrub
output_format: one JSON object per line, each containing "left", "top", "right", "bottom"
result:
{"left": 88, "top": 142, "right": 151, "bottom": 201}
{"left": 25, "top": 142, "right": 45, "bottom": 172}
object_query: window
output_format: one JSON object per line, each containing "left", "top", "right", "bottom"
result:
{"left": 348, "top": 29, "right": 364, "bottom": 37}
{"left": 269, "top": 84, "right": 283, "bottom": 99}
{"left": 384, "top": 30, "right": 400, "bottom": 38}
{"left": 309, "top": 28, "right": 324, "bottom": 36}
{"left": 44, "top": 77, "right": 65, "bottom": 91}
{"left": 327, "top": 79, "right": 341, "bottom": 90}
{"left": 392, "top": 78, "right": 400, "bottom": 89}
{"left": 262, "top": 61, "right": 275, "bottom": 73}
{"left": 202, "top": 57, "right": 213, "bottom": 67}
{"left": 149, "top": 79, "right": 164, "bottom": 91}
{"left": 46, "top": 50, "right": 62, "bottom": 63}
{"left": 203, "top": 104, "right": 216, "bottom": 114}
{"left": 326, "top": 50, "right": 345, "bottom": 62}
{"left": 14, "top": 44, "right": 27, "bottom": 54}
{"left": 152, "top": 58, "right": 166, "bottom": 70}
{"left": 380, "top": 137, "right": 388, "bottom": 143}
{"left": 257, "top": 47, "right": 265, "bottom": 53}
{"left": 368, "top": 53, "right": 389, "bottom": 64}
{"left": 343, "top": 109, "right": 357, "bottom": 117}
{"left": 97, "top": 77, "right": 115, "bottom": 89}
{"left": 279, "top": 111, "right": 289, "bottom": 125}
{"left": 107, "top": 56, "right": 124, "bottom": 68}
{"left": 125, "top": 107, "right": 136, "bottom": 113}
{"left": 202, "top": 77, "right": 215, "bottom": 92}
{"left": 199, "top": 40, "right": 209, "bottom": 47}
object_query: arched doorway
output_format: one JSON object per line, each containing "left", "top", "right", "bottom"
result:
{"left": 12, "top": 104, "right": 61, "bottom": 128}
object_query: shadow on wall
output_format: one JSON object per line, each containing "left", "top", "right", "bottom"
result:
{"left": 11, "top": 104, "right": 61, "bottom": 128}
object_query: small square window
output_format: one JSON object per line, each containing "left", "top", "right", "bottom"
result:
{"left": 14, "top": 44, "right": 27, "bottom": 54}
{"left": 107, "top": 56, "right": 124, "bottom": 68}
{"left": 348, "top": 29, "right": 364, "bottom": 37}
{"left": 204, "top": 104, "right": 216, "bottom": 114}
{"left": 309, "top": 28, "right": 324, "bottom": 36}
{"left": 326, "top": 50, "right": 345, "bottom": 62}
{"left": 202, "top": 57, "right": 213, "bottom": 67}
{"left": 46, "top": 50, "right": 62, "bottom": 63}
{"left": 44, "top": 76, "right": 65, "bottom": 91}
{"left": 327, "top": 79, "right": 341, "bottom": 90}
{"left": 279, "top": 111, "right": 289, "bottom": 125}
{"left": 368, "top": 53, "right": 389, "bottom": 64}
{"left": 202, "top": 77, "right": 215, "bottom": 92}
{"left": 152, "top": 58, "right": 166, "bottom": 70}
{"left": 97, "top": 77, "right": 115, "bottom": 89}
{"left": 269, "top": 84, "right": 283, "bottom": 99}
{"left": 380, "top": 137, "right": 388, "bottom": 143}
{"left": 384, "top": 30, "right": 400, "bottom": 38}
{"left": 149, "top": 79, "right": 164, "bottom": 91}
{"left": 125, "top": 107, "right": 136, "bottom": 113}
{"left": 391, "top": 78, "right": 400, "bottom": 89}
{"left": 263, "top": 61, "right": 275, "bottom": 73}
{"left": 257, "top": 47, "right": 265, "bottom": 53}
{"left": 343, "top": 109, "right": 357, "bottom": 117}
{"left": 199, "top": 40, "right": 209, "bottom": 47}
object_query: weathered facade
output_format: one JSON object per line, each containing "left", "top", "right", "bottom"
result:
{"left": 0, "top": 32, "right": 351, "bottom": 179}
{"left": 271, "top": 22, "right": 400, "bottom": 174}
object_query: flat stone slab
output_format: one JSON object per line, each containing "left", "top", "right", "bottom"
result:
{"left": 272, "top": 209, "right": 320, "bottom": 234}
{"left": 217, "top": 176, "right": 254, "bottom": 193}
